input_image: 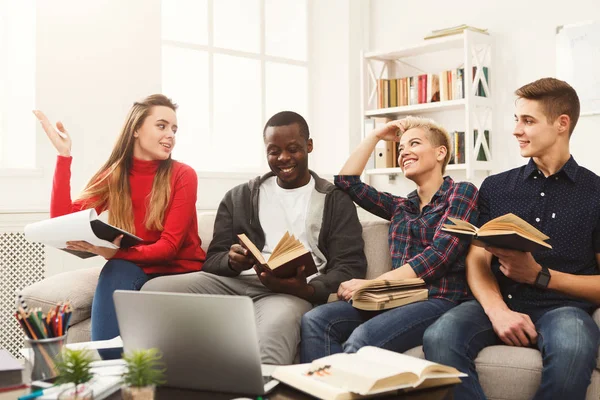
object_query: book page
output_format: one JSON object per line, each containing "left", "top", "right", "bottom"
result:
{"left": 270, "top": 232, "right": 291, "bottom": 259}
{"left": 356, "top": 347, "right": 456, "bottom": 378}
{"left": 237, "top": 233, "right": 266, "bottom": 265}
{"left": 24, "top": 209, "right": 117, "bottom": 249}
{"left": 481, "top": 213, "right": 549, "bottom": 240}
{"left": 310, "top": 353, "right": 414, "bottom": 394}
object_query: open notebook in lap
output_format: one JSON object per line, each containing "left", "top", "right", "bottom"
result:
{"left": 113, "top": 291, "right": 279, "bottom": 395}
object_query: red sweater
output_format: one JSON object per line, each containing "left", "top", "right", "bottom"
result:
{"left": 51, "top": 156, "right": 205, "bottom": 274}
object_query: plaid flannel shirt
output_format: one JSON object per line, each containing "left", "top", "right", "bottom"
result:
{"left": 335, "top": 175, "right": 479, "bottom": 303}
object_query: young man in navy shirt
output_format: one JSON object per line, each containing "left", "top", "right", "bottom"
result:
{"left": 423, "top": 78, "right": 600, "bottom": 400}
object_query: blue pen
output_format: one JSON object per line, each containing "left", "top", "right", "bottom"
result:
{"left": 18, "top": 385, "right": 62, "bottom": 400}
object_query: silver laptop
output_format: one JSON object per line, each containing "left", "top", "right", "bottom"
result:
{"left": 113, "top": 290, "right": 279, "bottom": 395}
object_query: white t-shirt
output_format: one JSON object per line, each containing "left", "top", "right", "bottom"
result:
{"left": 239, "top": 176, "right": 319, "bottom": 276}
{"left": 259, "top": 176, "right": 315, "bottom": 260}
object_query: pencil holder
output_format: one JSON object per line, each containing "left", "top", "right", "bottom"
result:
{"left": 24, "top": 334, "right": 68, "bottom": 381}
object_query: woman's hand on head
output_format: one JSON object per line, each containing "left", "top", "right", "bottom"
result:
{"left": 33, "top": 110, "right": 72, "bottom": 157}
{"left": 371, "top": 119, "right": 407, "bottom": 142}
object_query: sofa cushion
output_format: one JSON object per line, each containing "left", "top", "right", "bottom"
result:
{"left": 405, "top": 345, "right": 542, "bottom": 400}
{"left": 360, "top": 219, "right": 392, "bottom": 279}
{"left": 198, "top": 211, "right": 216, "bottom": 252}
{"left": 19, "top": 267, "right": 101, "bottom": 326}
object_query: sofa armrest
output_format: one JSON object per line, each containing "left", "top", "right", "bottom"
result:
{"left": 18, "top": 267, "right": 102, "bottom": 326}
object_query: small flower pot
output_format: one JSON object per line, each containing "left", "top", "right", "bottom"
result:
{"left": 121, "top": 385, "right": 156, "bottom": 400}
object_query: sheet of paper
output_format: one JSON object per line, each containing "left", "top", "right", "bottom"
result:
{"left": 24, "top": 209, "right": 117, "bottom": 249}
{"left": 66, "top": 336, "right": 123, "bottom": 351}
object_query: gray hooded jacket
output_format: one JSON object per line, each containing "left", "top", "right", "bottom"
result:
{"left": 203, "top": 170, "right": 367, "bottom": 304}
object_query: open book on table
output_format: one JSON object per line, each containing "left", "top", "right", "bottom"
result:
{"left": 24, "top": 209, "right": 143, "bottom": 259}
{"left": 441, "top": 213, "right": 552, "bottom": 252}
{"left": 272, "top": 346, "right": 465, "bottom": 400}
{"left": 327, "top": 279, "right": 428, "bottom": 311}
{"left": 237, "top": 232, "right": 318, "bottom": 278}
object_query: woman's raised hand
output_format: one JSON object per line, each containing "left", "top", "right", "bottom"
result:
{"left": 33, "top": 110, "right": 72, "bottom": 157}
{"left": 371, "top": 119, "right": 407, "bottom": 142}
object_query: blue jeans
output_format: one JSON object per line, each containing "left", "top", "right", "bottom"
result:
{"left": 300, "top": 298, "right": 455, "bottom": 363}
{"left": 423, "top": 300, "right": 600, "bottom": 400}
{"left": 91, "top": 259, "right": 156, "bottom": 359}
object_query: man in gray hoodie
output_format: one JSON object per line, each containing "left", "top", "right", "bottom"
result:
{"left": 143, "top": 111, "right": 366, "bottom": 364}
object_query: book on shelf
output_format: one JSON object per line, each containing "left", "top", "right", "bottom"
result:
{"left": 24, "top": 209, "right": 143, "bottom": 259}
{"left": 237, "top": 232, "right": 318, "bottom": 279}
{"left": 424, "top": 25, "right": 488, "bottom": 40}
{"left": 327, "top": 278, "right": 428, "bottom": 311}
{"left": 441, "top": 213, "right": 552, "bottom": 252}
{"left": 272, "top": 346, "right": 465, "bottom": 400}
{"left": 372, "top": 117, "right": 393, "bottom": 169}
{"left": 449, "top": 131, "right": 465, "bottom": 165}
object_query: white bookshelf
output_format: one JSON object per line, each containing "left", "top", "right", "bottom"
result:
{"left": 361, "top": 29, "right": 494, "bottom": 181}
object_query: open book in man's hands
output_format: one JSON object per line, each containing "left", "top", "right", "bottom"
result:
{"left": 237, "top": 232, "right": 318, "bottom": 278}
{"left": 328, "top": 279, "right": 428, "bottom": 311}
{"left": 441, "top": 213, "right": 551, "bottom": 252}
{"left": 24, "top": 209, "right": 142, "bottom": 259}
{"left": 272, "top": 346, "right": 465, "bottom": 400}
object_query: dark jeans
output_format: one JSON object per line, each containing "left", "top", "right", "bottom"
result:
{"left": 300, "top": 298, "right": 455, "bottom": 363}
{"left": 91, "top": 259, "right": 159, "bottom": 359}
{"left": 423, "top": 300, "right": 600, "bottom": 400}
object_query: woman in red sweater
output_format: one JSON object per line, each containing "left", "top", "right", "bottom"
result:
{"left": 34, "top": 94, "right": 205, "bottom": 357}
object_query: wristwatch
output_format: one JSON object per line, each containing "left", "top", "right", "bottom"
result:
{"left": 534, "top": 266, "right": 551, "bottom": 289}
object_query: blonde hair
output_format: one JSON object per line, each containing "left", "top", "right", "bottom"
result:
{"left": 77, "top": 94, "right": 177, "bottom": 234}
{"left": 400, "top": 116, "right": 451, "bottom": 173}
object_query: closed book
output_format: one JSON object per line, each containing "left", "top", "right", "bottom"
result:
{"left": 409, "top": 76, "right": 418, "bottom": 105}
{"left": 389, "top": 79, "right": 398, "bottom": 107}
{"left": 442, "top": 213, "right": 552, "bottom": 253}
{"left": 238, "top": 232, "right": 318, "bottom": 279}
{"left": 0, "top": 349, "right": 23, "bottom": 390}
{"left": 328, "top": 278, "right": 428, "bottom": 311}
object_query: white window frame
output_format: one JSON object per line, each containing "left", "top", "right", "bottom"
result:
{"left": 161, "top": 0, "right": 310, "bottom": 176}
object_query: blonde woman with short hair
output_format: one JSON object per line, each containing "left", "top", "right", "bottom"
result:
{"left": 35, "top": 94, "right": 205, "bottom": 358}
{"left": 301, "top": 116, "right": 478, "bottom": 362}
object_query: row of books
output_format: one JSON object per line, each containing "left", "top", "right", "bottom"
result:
{"left": 449, "top": 130, "right": 491, "bottom": 165}
{"left": 375, "top": 66, "right": 489, "bottom": 109}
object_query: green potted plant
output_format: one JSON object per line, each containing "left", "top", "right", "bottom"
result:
{"left": 54, "top": 348, "right": 94, "bottom": 400}
{"left": 121, "top": 348, "right": 166, "bottom": 400}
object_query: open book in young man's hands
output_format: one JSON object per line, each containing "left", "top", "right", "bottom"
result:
{"left": 24, "top": 209, "right": 142, "bottom": 259}
{"left": 272, "top": 346, "right": 465, "bottom": 400}
{"left": 237, "top": 232, "right": 318, "bottom": 278}
{"left": 327, "top": 279, "right": 428, "bottom": 311}
{"left": 441, "top": 213, "right": 552, "bottom": 252}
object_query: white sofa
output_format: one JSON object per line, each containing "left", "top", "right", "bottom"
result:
{"left": 20, "top": 212, "right": 600, "bottom": 399}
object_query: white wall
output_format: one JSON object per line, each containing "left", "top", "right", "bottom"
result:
{"left": 368, "top": 0, "right": 600, "bottom": 196}
{"left": 0, "top": 0, "right": 361, "bottom": 213}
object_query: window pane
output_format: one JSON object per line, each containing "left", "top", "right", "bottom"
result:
{"left": 161, "top": 0, "right": 208, "bottom": 45}
{"left": 265, "top": 0, "right": 307, "bottom": 61}
{"left": 1, "top": 0, "right": 35, "bottom": 168}
{"left": 265, "top": 62, "right": 307, "bottom": 120}
{"left": 212, "top": 54, "right": 263, "bottom": 172}
{"left": 213, "top": 0, "right": 259, "bottom": 53}
{"left": 161, "top": 45, "right": 209, "bottom": 170}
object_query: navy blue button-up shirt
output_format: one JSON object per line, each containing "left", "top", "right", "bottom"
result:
{"left": 478, "top": 156, "right": 600, "bottom": 315}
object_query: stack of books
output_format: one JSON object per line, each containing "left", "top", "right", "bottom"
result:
{"left": 425, "top": 25, "right": 488, "bottom": 40}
